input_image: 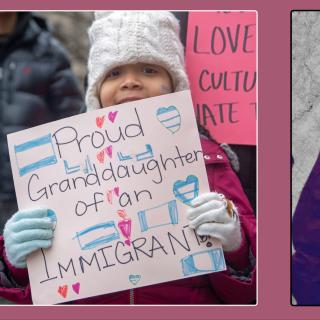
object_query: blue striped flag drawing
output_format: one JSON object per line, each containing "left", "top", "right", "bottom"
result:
{"left": 156, "top": 105, "right": 181, "bottom": 133}
{"left": 14, "top": 134, "right": 57, "bottom": 177}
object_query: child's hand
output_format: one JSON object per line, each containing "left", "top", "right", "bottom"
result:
{"left": 3, "top": 208, "right": 55, "bottom": 268}
{"left": 187, "top": 192, "right": 242, "bottom": 252}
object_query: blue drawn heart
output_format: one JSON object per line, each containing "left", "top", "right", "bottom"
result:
{"left": 156, "top": 105, "right": 181, "bottom": 133}
{"left": 173, "top": 175, "right": 199, "bottom": 206}
{"left": 129, "top": 274, "right": 141, "bottom": 285}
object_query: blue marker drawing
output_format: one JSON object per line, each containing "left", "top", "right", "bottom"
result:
{"left": 173, "top": 175, "right": 199, "bottom": 206}
{"left": 83, "top": 155, "right": 93, "bottom": 174}
{"left": 129, "top": 274, "right": 141, "bottom": 285}
{"left": 117, "top": 144, "right": 154, "bottom": 162}
{"left": 14, "top": 134, "right": 57, "bottom": 176}
{"left": 63, "top": 160, "right": 81, "bottom": 174}
{"left": 181, "top": 248, "right": 226, "bottom": 276}
{"left": 74, "top": 221, "right": 120, "bottom": 250}
{"left": 136, "top": 144, "right": 154, "bottom": 161}
{"left": 137, "top": 200, "right": 178, "bottom": 232}
{"left": 117, "top": 152, "right": 133, "bottom": 161}
{"left": 64, "top": 156, "right": 93, "bottom": 175}
{"left": 156, "top": 105, "right": 181, "bottom": 133}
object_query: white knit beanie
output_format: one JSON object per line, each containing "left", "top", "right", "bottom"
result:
{"left": 86, "top": 11, "right": 190, "bottom": 111}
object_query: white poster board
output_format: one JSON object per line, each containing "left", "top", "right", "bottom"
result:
{"left": 7, "top": 90, "right": 226, "bottom": 304}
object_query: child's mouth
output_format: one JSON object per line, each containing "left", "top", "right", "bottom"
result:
{"left": 116, "top": 96, "right": 144, "bottom": 105}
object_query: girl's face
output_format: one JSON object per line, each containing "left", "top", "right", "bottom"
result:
{"left": 99, "top": 63, "right": 173, "bottom": 108}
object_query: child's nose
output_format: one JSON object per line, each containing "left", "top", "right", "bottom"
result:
{"left": 120, "top": 73, "right": 142, "bottom": 90}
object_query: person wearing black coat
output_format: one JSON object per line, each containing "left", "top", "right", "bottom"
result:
{"left": 0, "top": 12, "right": 86, "bottom": 232}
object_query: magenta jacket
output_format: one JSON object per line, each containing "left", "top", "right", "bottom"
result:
{"left": 0, "top": 138, "right": 256, "bottom": 304}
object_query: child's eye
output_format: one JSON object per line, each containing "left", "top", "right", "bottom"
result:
{"left": 105, "top": 69, "right": 121, "bottom": 79}
{"left": 143, "top": 67, "right": 158, "bottom": 74}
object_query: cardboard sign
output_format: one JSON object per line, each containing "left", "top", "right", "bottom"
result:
{"left": 7, "top": 91, "right": 226, "bottom": 305}
{"left": 186, "top": 11, "right": 257, "bottom": 145}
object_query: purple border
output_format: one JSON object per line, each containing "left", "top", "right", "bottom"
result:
{"left": 0, "top": 0, "right": 311, "bottom": 319}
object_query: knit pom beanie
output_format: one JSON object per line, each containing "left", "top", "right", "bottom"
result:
{"left": 86, "top": 11, "right": 189, "bottom": 111}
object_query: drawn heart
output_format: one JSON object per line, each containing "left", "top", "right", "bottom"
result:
{"left": 97, "top": 150, "right": 105, "bottom": 163}
{"left": 118, "top": 219, "right": 132, "bottom": 246}
{"left": 96, "top": 115, "right": 105, "bottom": 128}
{"left": 129, "top": 274, "right": 141, "bottom": 285}
{"left": 58, "top": 285, "right": 68, "bottom": 298}
{"left": 108, "top": 111, "right": 118, "bottom": 123}
{"left": 106, "top": 190, "right": 113, "bottom": 204}
{"left": 156, "top": 105, "right": 181, "bottom": 133}
{"left": 105, "top": 145, "right": 113, "bottom": 159}
{"left": 173, "top": 175, "right": 199, "bottom": 206}
{"left": 72, "top": 282, "right": 80, "bottom": 294}
{"left": 117, "top": 209, "right": 127, "bottom": 219}
{"left": 114, "top": 187, "right": 120, "bottom": 197}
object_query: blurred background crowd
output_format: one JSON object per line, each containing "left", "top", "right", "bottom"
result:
{"left": 40, "top": 12, "right": 93, "bottom": 93}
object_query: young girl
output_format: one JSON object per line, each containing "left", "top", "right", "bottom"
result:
{"left": 0, "top": 11, "right": 256, "bottom": 304}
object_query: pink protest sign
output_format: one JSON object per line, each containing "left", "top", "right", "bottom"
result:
{"left": 186, "top": 11, "right": 257, "bottom": 145}
{"left": 7, "top": 91, "right": 226, "bottom": 304}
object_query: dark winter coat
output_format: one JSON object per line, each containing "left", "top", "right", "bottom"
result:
{"left": 0, "top": 12, "right": 85, "bottom": 203}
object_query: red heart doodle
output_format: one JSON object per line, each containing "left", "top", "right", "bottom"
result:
{"left": 72, "top": 282, "right": 80, "bottom": 295}
{"left": 97, "top": 150, "right": 105, "bottom": 163}
{"left": 117, "top": 209, "right": 127, "bottom": 219}
{"left": 96, "top": 115, "right": 105, "bottom": 128}
{"left": 105, "top": 145, "right": 113, "bottom": 159}
{"left": 58, "top": 285, "right": 68, "bottom": 298}
{"left": 114, "top": 187, "right": 120, "bottom": 197}
{"left": 108, "top": 111, "right": 118, "bottom": 123}
{"left": 106, "top": 190, "right": 113, "bottom": 204}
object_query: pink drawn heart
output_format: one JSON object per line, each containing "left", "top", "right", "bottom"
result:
{"left": 118, "top": 219, "right": 132, "bottom": 247}
{"left": 58, "top": 285, "right": 68, "bottom": 298}
{"left": 96, "top": 115, "right": 105, "bottom": 128}
{"left": 117, "top": 209, "right": 127, "bottom": 219}
{"left": 106, "top": 190, "right": 113, "bottom": 204}
{"left": 114, "top": 187, "right": 120, "bottom": 197}
{"left": 108, "top": 111, "right": 118, "bottom": 123}
{"left": 72, "top": 282, "right": 80, "bottom": 295}
{"left": 105, "top": 145, "right": 113, "bottom": 159}
{"left": 97, "top": 150, "right": 105, "bottom": 163}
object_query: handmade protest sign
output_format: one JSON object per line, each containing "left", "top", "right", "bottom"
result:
{"left": 7, "top": 90, "right": 226, "bottom": 304}
{"left": 186, "top": 11, "right": 257, "bottom": 145}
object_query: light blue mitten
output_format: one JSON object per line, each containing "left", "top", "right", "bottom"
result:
{"left": 3, "top": 208, "right": 55, "bottom": 269}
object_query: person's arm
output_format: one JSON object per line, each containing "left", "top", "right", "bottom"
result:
{"left": 193, "top": 141, "right": 256, "bottom": 304}
{"left": 0, "top": 208, "right": 54, "bottom": 304}
{"left": 0, "top": 236, "right": 32, "bottom": 304}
